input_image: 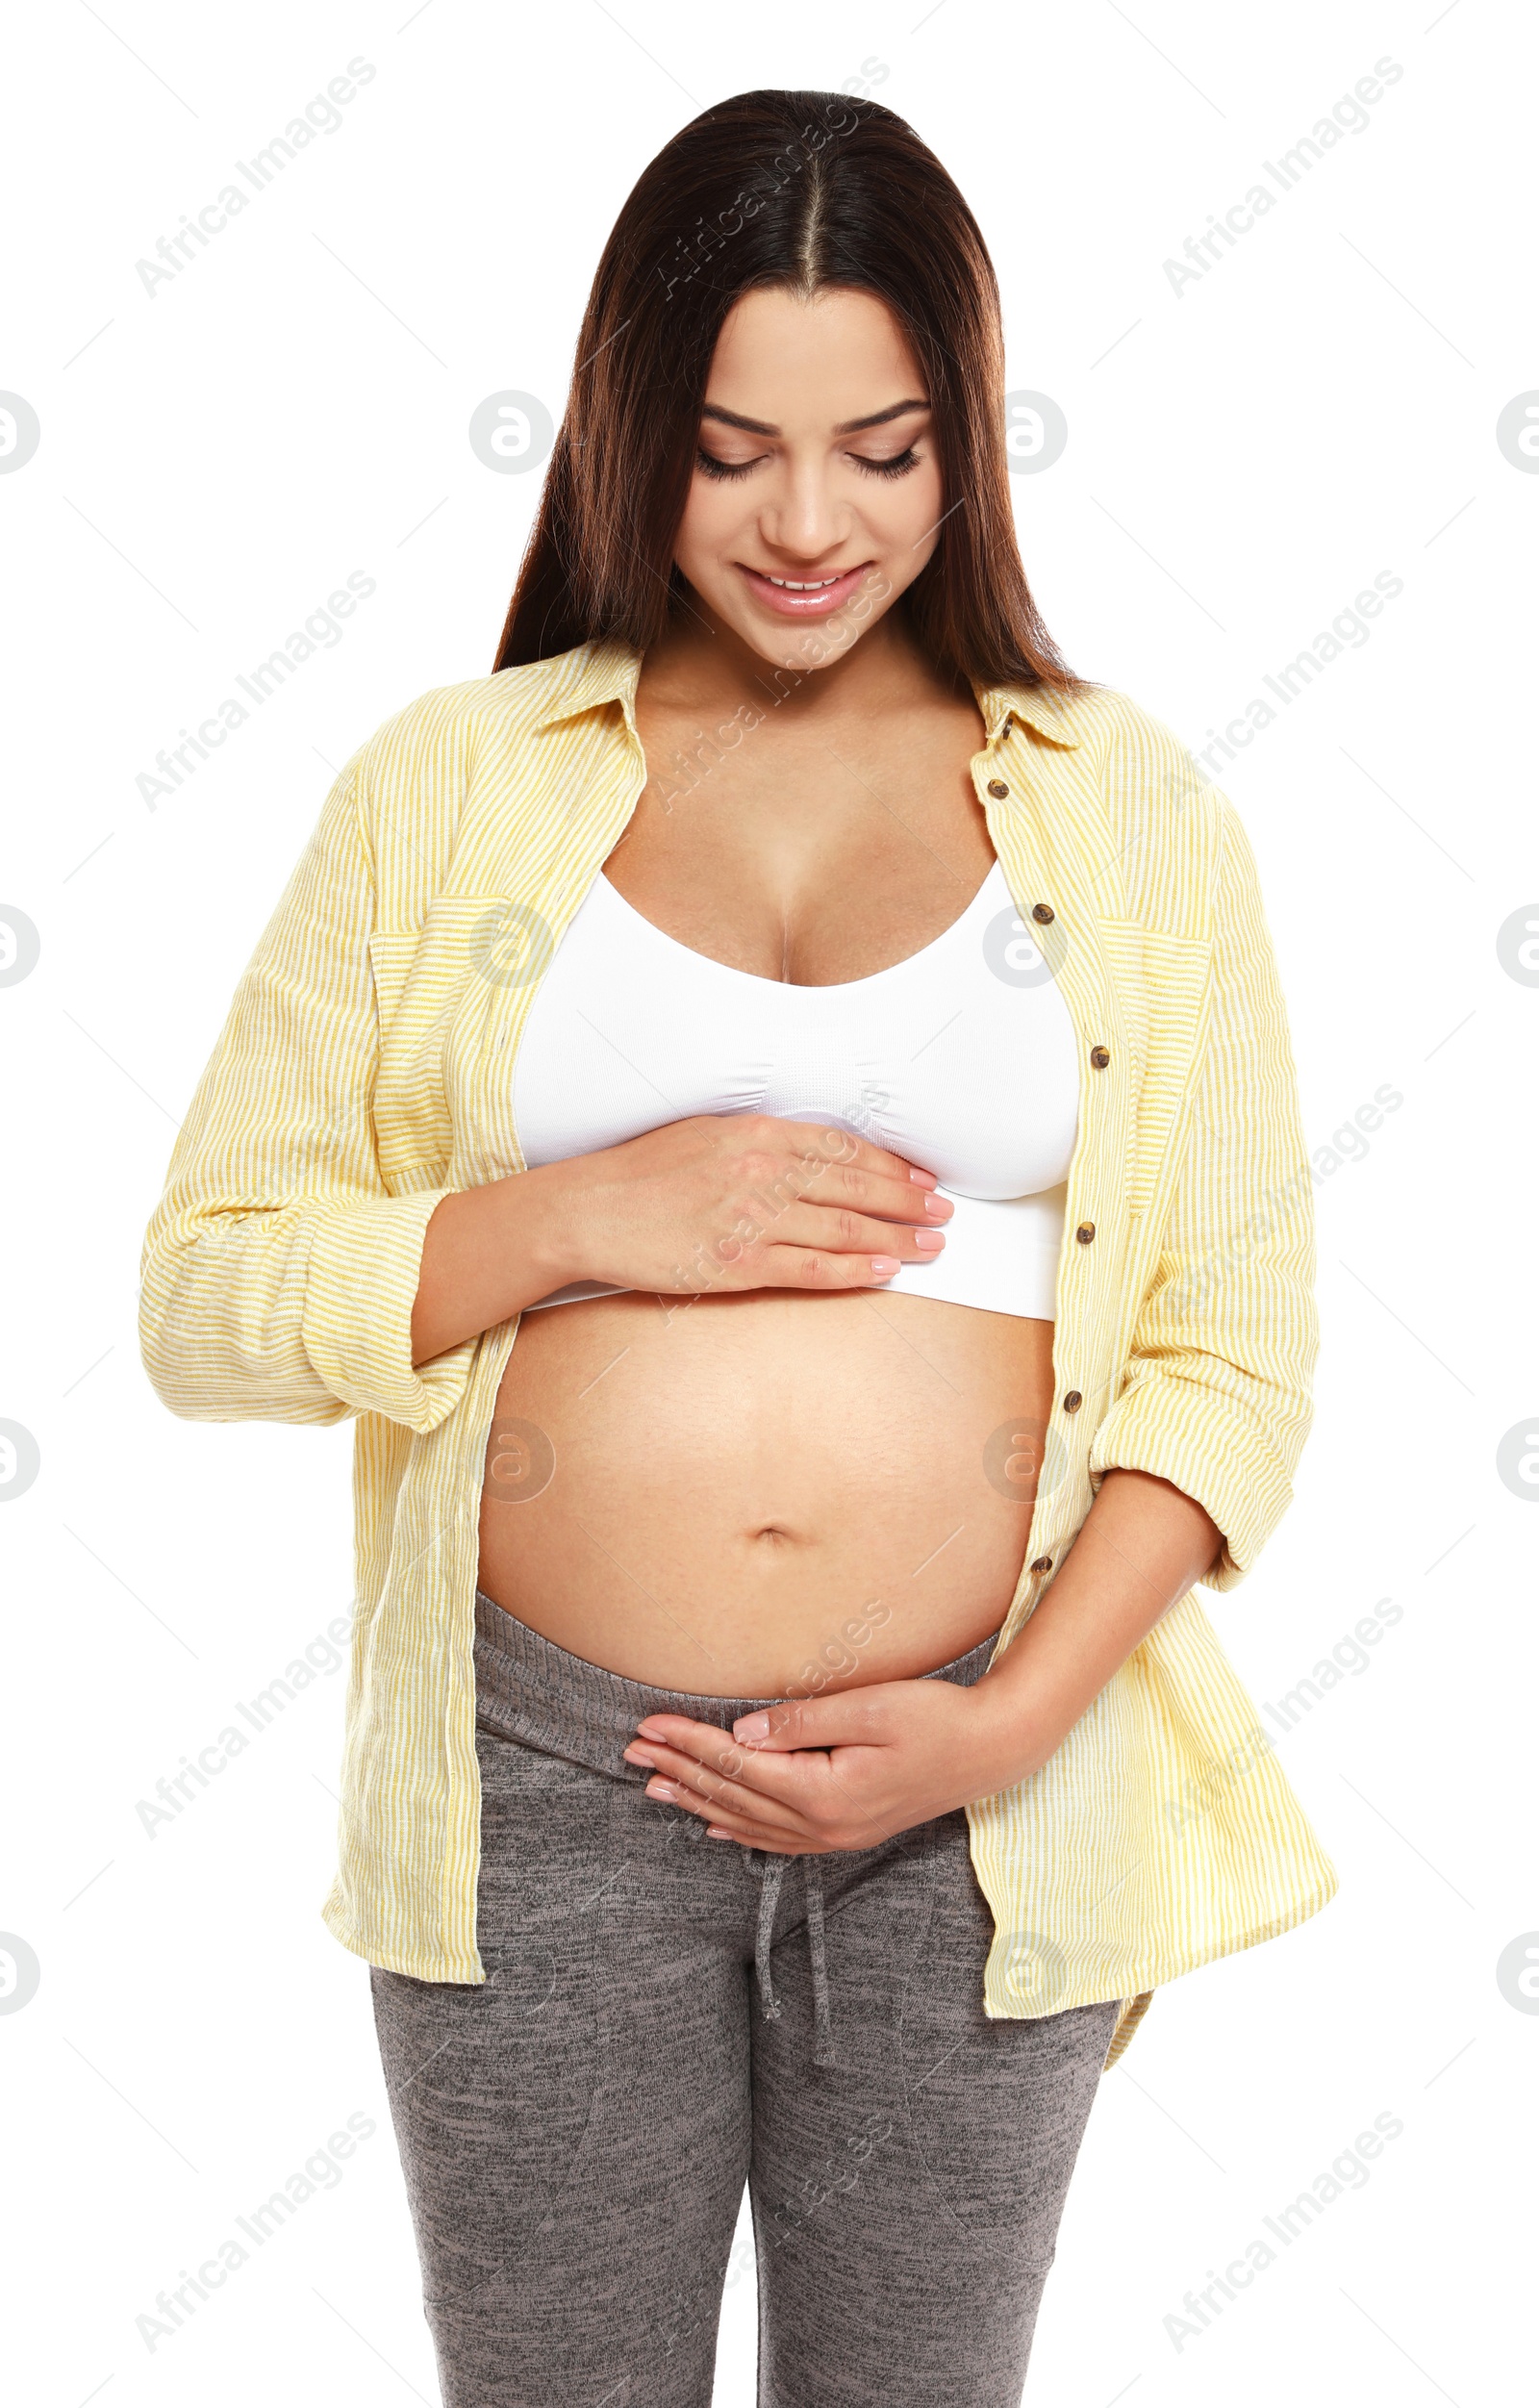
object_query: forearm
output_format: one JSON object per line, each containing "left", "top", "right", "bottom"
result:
{"left": 411, "top": 1114, "right": 952, "bottom": 1368}
{"left": 410, "top": 1165, "right": 580, "bottom": 1366}
{"left": 970, "top": 1468, "right": 1223, "bottom": 1790}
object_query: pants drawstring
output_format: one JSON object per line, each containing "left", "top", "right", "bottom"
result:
{"left": 751, "top": 1851, "right": 785, "bottom": 2024}
{"left": 748, "top": 1850, "right": 838, "bottom": 2070}
{"left": 803, "top": 1858, "right": 837, "bottom": 2069}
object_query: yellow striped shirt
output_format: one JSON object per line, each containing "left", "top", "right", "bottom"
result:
{"left": 138, "top": 636, "right": 1338, "bottom": 2066}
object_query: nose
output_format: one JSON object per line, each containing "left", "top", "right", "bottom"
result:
{"left": 757, "top": 456, "right": 853, "bottom": 565}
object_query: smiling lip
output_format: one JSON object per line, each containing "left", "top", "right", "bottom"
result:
{"left": 737, "top": 561, "right": 874, "bottom": 618}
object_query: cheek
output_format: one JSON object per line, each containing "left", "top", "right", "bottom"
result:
{"left": 885, "top": 457, "right": 946, "bottom": 557}
{"left": 672, "top": 480, "right": 744, "bottom": 581}
{"left": 853, "top": 458, "right": 946, "bottom": 605}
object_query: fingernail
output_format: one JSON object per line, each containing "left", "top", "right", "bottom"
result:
{"left": 908, "top": 1168, "right": 938, "bottom": 1189}
{"left": 645, "top": 1779, "right": 676, "bottom": 1801}
{"left": 622, "top": 1745, "right": 655, "bottom": 1766}
{"left": 922, "top": 1193, "right": 954, "bottom": 1219}
{"left": 734, "top": 1711, "right": 770, "bottom": 1740}
{"left": 869, "top": 1256, "right": 900, "bottom": 1278}
{"left": 913, "top": 1229, "right": 945, "bottom": 1253}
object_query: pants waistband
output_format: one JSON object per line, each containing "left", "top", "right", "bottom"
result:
{"left": 470, "top": 1588, "right": 1002, "bottom": 1778}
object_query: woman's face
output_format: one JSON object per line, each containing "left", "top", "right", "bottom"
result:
{"left": 672, "top": 284, "right": 945, "bottom": 673}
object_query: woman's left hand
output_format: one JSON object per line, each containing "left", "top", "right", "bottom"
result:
{"left": 620, "top": 1674, "right": 1037, "bottom": 1855}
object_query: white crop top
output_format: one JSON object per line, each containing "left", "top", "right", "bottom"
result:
{"left": 512, "top": 857, "right": 1080, "bottom": 1318}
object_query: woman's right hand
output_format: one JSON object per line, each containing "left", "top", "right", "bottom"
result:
{"left": 412, "top": 1114, "right": 954, "bottom": 1367}
{"left": 536, "top": 1112, "right": 952, "bottom": 1299}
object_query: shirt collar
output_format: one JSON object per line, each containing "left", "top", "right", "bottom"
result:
{"left": 530, "top": 636, "right": 1080, "bottom": 749}
{"left": 974, "top": 679, "right": 1081, "bottom": 749}
{"left": 529, "top": 635, "right": 644, "bottom": 732}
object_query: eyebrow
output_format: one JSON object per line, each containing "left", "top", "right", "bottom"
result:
{"left": 699, "top": 398, "right": 930, "bottom": 438}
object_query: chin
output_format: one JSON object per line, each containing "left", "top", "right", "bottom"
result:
{"left": 735, "top": 604, "right": 890, "bottom": 673}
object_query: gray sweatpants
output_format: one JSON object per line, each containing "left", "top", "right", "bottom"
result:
{"left": 369, "top": 1590, "right": 1119, "bottom": 2406}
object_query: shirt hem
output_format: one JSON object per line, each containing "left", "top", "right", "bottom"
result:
{"left": 980, "top": 1865, "right": 1341, "bottom": 2051}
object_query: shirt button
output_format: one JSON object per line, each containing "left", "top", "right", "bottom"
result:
{"left": 1031, "top": 902, "right": 1054, "bottom": 924}
{"left": 1062, "top": 1390, "right": 1083, "bottom": 1412}
{"left": 1029, "top": 1555, "right": 1053, "bottom": 1574}
{"left": 1090, "top": 1045, "right": 1110, "bottom": 1069}
{"left": 1075, "top": 1222, "right": 1096, "bottom": 1244}
{"left": 987, "top": 778, "right": 1009, "bottom": 798}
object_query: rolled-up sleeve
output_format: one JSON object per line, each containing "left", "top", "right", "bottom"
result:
{"left": 138, "top": 756, "right": 474, "bottom": 1432}
{"left": 1088, "top": 794, "right": 1319, "bottom": 1590}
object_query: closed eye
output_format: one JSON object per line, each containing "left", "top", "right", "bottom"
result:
{"left": 852, "top": 445, "right": 920, "bottom": 480}
{"left": 694, "top": 449, "right": 763, "bottom": 482}
{"left": 694, "top": 445, "right": 923, "bottom": 482}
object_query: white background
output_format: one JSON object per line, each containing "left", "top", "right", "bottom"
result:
{"left": 2, "top": 1, "right": 1533, "bottom": 2401}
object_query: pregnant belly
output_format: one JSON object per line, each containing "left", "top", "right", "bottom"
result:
{"left": 475, "top": 1287, "right": 1056, "bottom": 1697}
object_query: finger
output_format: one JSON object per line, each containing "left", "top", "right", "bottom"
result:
{"left": 631, "top": 1711, "right": 780, "bottom": 1765}
{"left": 633, "top": 1736, "right": 817, "bottom": 1833}
{"left": 632, "top": 1718, "right": 855, "bottom": 1820}
{"left": 759, "top": 1117, "right": 940, "bottom": 1195}
{"left": 659, "top": 1778, "right": 818, "bottom": 1847}
{"left": 727, "top": 1694, "right": 888, "bottom": 1752}
{"left": 764, "top": 1200, "right": 948, "bottom": 1264}
{"left": 667, "top": 1762, "right": 896, "bottom": 1857}
{"left": 806, "top": 1159, "right": 955, "bottom": 1229}
{"left": 704, "top": 1816, "right": 826, "bottom": 1853}
{"left": 755, "top": 1244, "right": 913, "bottom": 1290}
{"left": 640, "top": 1736, "right": 896, "bottom": 1853}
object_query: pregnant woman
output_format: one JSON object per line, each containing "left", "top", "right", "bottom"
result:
{"left": 140, "top": 89, "right": 1337, "bottom": 2408}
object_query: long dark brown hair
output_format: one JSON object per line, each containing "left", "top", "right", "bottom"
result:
{"left": 493, "top": 88, "right": 1078, "bottom": 694}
